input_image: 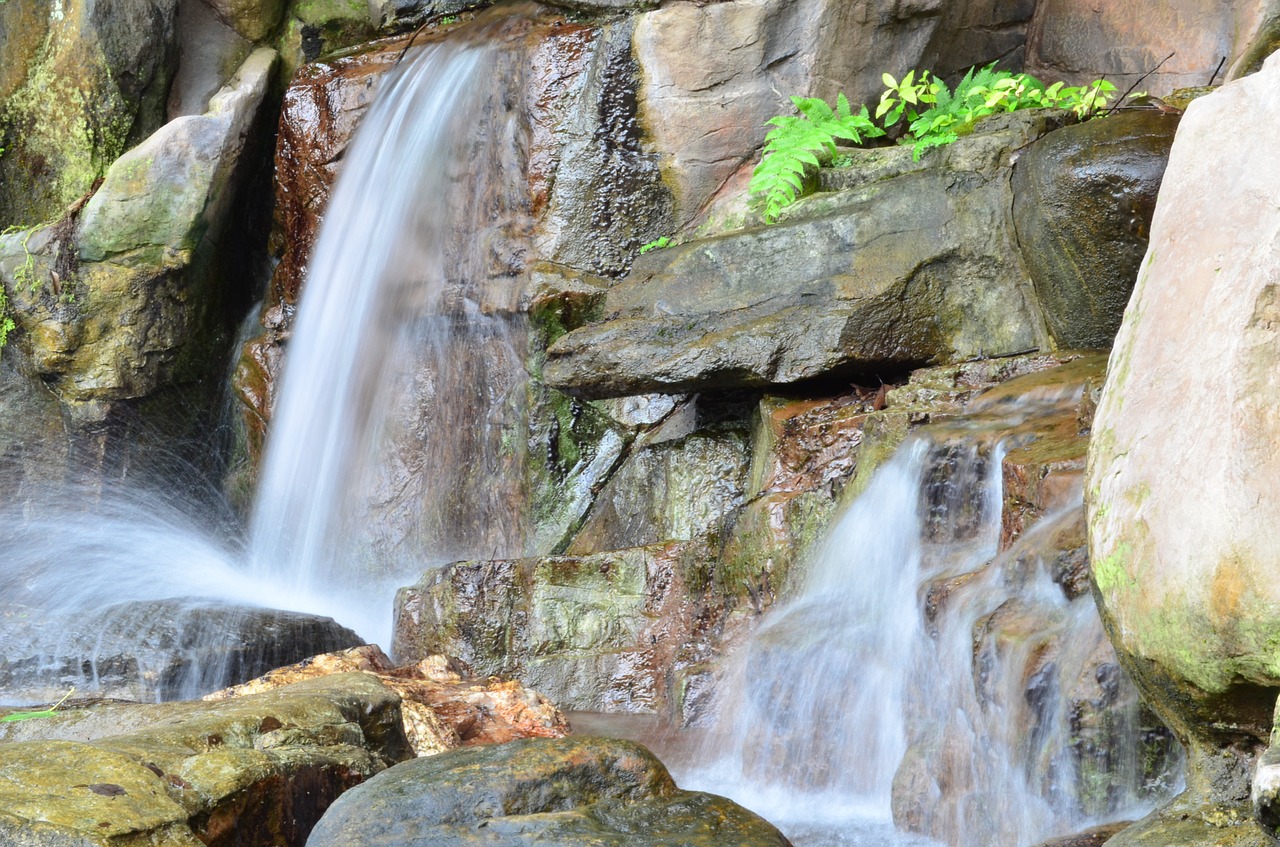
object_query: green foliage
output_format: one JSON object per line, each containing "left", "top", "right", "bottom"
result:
{"left": 0, "top": 290, "right": 13, "bottom": 350}
{"left": 750, "top": 64, "right": 1121, "bottom": 222}
{"left": 639, "top": 236, "right": 671, "bottom": 254}
{"left": 750, "top": 94, "right": 885, "bottom": 224}
{"left": 879, "top": 64, "right": 1119, "bottom": 160}
{"left": 0, "top": 689, "right": 74, "bottom": 722}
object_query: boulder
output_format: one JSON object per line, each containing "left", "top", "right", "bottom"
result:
{"left": 204, "top": 644, "right": 569, "bottom": 756}
{"left": 0, "top": 598, "right": 364, "bottom": 703}
{"left": 1086, "top": 51, "right": 1280, "bottom": 845}
{"left": 1, "top": 48, "right": 276, "bottom": 411}
{"left": 0, "top": 672, "right": 411, "bottom": 846}
{"left": 205, "top": 0, "right": 287, "bottom": 42}
{"left": 306, "top": 736, "right": 793, "bottom": 847}
{"left": 394, "top": 541, "right": 722, "bottom": 714}
{"left": 544, "top": 111, "right": 1056, "bottom": 399}
{"left": 0, "top": 0, "right": 178, "bottom": 227}
{"left": 1012, "top": 110, "right": 1179, "bottom": 349}
{"left": 1025, "top": 0, "right": 1280, "bottom": 95}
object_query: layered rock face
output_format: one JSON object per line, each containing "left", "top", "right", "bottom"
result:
{"left": 1025, "top": 0, "right": 1280, "bottom": 94}
{"left": 1087, "top": 51, "right": 1280, "bottom": 846}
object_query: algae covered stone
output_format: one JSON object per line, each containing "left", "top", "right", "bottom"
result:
{"left": 306, "top": 736, "right": 793, "bottom": 846}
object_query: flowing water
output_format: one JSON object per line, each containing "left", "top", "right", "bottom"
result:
{"left": 678, "top": 387, "right": 1179, "bottom": 847}
{"left": 248, "top": 24, "right": 532, "bottom": 643}
{"left": 0, "top": 16, "right": 533, "bottom": 699}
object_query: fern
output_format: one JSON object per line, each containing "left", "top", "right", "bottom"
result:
{"left": 750, "top": 94, "right": 885, "bottom": 223}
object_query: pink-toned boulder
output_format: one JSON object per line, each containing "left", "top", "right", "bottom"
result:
{"left": 1087, "top": 50, "right": 1280, "bottom": 846}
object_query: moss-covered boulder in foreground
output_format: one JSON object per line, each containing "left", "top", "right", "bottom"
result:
{"left": 306, "top": 736, "right": 793, "bottom": 847}
{"left": 0, "top": 673, "right": 411, "bottom": 846}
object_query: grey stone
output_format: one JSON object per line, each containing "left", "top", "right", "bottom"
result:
{"left": 544, "top": 112, "right": 1055, "bottom": 400}
{"left": 78, "top": 47, "right": 277, "bottom": 262}
{"left": 0, "top": 598, "right": 364, "bottom": 703}
{"left": 1025, "top": 0, "right": 1280, "bottom": 96}
{"left": 1087, "top": 50, "right": 1280, "bottom": 843}
{"left": 1012, "top": 110, "right": 1178, "bottom": 349}
{"left": 306, "top": 737, "right": 793, "bottom": 847}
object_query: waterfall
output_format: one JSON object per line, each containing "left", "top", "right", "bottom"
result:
{"left": 248, "top": 30, "right": 529, "bottom": 645}
{"left": 680, "top": 388, "right": 1179, "bottom": 847}
{"left": 0, "top": 16, "right": 536, "bottom": 700}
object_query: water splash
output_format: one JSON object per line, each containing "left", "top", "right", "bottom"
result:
{"left": 682, "top": 386, "right": 1179, "bottom": 847}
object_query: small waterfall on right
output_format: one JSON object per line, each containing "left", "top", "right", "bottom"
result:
{"left": 684, "top": 380, "right": 1181, "bottom": 847}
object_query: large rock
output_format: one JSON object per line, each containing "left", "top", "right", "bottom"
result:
{"left": 544, "top": 111, "right": 1056, "bottom": 399}
{"left": 0, "top": 673, "right": 410, "bottom": 846}
{"left": 0, "top": 0, "right": 178, "bottom": 227}
{"left": 1086, "top": 51, "right": 1280, "bottom": 845}
{"left": 1012, "top": 110, "right": 1178, "bottom": 349}
{"left": 306, "top": 736, "right": 793, "bottom": 847}
{"left": 1, "top": 48, "right": 276, "bottom": 412}
{"left": 1025, "top": 0, "right": 1280, "bottom": 95}
{"left": 394, "top": 543, "right": 718, "bottom": 713}
{"left": 0, "top": 598, "right": 363, "bottom": 703}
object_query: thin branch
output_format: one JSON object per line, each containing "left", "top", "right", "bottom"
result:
{"left": 1105, "top": 52, "right": 1176, "bottom": 116}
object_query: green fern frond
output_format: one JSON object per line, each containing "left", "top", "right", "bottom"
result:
{"left": 750, "top": 95, "right": 885, "bottom": 224}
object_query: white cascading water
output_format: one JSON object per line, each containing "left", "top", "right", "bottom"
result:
{"left": 681, "top": 390, "right": 1179, "bottom": 847}
{"left": 0, "top": 26, "right": 528, "bottom": 700}
{"left": 248, "top": 34, "right": 515, "bottom": 645}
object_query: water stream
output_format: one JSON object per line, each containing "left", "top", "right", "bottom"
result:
{"left": 678, "top": 389, "right": 1179, "bottom": 847}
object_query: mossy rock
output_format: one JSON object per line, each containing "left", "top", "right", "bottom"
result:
{"left": 307, "top": 736, "right": 792, "bottom": 846}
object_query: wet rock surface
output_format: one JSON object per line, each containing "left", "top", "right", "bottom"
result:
{"left": 206, "top": 645, "right": 569, "bottom": 756}
{"left": 306, "top": 736, "right": 794, "bottom": 847}
{"left": 0, "top": 673, "right": 411, "bottom": 846}
{"left": 1013, "top": 109, "right": 1179, "bottom": 349}
{"left": 0, "top": 599, "right": 363, "bottom": 704}
{"left": 394, "top": 542, "right": 718, "bottom": 714}
{"left": 1087, "top": 50, "right": 1280, "bottom": 844}
{"left": 544, "top": 112, "right": 1057, "bottom": 399}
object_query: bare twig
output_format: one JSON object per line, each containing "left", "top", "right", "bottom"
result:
{"left": 1105, "top": 52, "right": 1176, "bottom": 116}
{"left": 394, "top": 19, "right": 434, "bottom": 67}
{"left": 1209, "top": 55, "right": 1227, "bottom": 86}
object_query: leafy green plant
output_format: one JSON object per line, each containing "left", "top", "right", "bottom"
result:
{"left": 750, "top": 94, "right": 885, "bottom": 223}
{"left": 639, "top": 236, "right": 672, "bottom": 254}
{"left": 880, "top": 64, "right": 1118, "bottom": 160}
{"left": 750, "top": 64, "right": 1122, "bottom": 222}
{"left": 0, "top": 289, "right": 13, "bottom": 351}
{"left": 0, "top": 688, "right": 74, "bottom": 723}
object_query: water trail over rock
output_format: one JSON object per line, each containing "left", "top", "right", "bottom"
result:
{"left": 249, "top": 25, "right": 532, "bottom": 640}
{"left": 682, "top": 384, "right": 1180, "bottom": 847}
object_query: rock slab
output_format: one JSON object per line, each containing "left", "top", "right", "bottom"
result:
{"left": 545, "top": 112, "right": 1054, "bottom": 399}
